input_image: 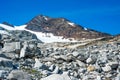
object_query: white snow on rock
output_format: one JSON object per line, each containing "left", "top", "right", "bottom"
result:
{"left": 0, "top": 23, "right": 79, "bottom": 43}
{"left": 15, "top": 25, "right": 78, "bottom": 43}
{"left": 84, "top": 27, "right": 88, "bottom": 30}
{"left": 67, "top": 22, "right": 75, "bottom": 26}
{"left": 0, "top": 24, "right": 15, "bottom": 30}
{"left": 0, "top": 30, "right": 9, "bottom": 34}
{"left": 43, "top": 16, "right": 48, "bottom": 20}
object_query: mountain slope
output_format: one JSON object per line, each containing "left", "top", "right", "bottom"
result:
{"left": 26, "top": 15, "right": 111, "bottom": 40}
{"left": 0, "top": 15, "right": 112, "bottom": 43}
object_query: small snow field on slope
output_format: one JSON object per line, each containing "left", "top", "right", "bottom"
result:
{"left": 0, "top": 23, "right": 79, "bottom": 43}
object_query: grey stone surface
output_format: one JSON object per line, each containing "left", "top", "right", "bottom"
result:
{"left": 7, "top": 70, "right": 31, "bottom": 80}
{"left": 41, "top": 73, "right": 71, "bottom": 80}
{"left": 2, "top": 42, "right": 21, "bottom": 52}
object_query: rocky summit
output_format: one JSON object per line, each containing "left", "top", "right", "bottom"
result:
{"left": 26, "top": 15, "right": 111, "bottom": 41}
{"left": 0, "top": 15, "right": 120, "bottom": 80}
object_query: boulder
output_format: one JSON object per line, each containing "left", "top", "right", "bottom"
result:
{"left": 34, "top": 58, "right": 48, "bottom": 70}
{"left": 0, "top": 57, "right": 13, "bottom": 68}
{"left": 0, "top": 70, "right": 7, "bottom": 78}
{"left": 41, "top": 73, "right": 71, "bottom": 80}
{"left": 2, "top": 42, "right": 21, "bottom": 52}
{"left": 86, "top": 57, "right": 95, "bottom": 64}
{"left": 87, "top": 65, "right": 95, "bottom": 72}
{"left": 76, "top": 60, "right": 86, "bottom": 67}
{"left": 102, "top": 65, "right": 112, "bottom": 72}
{"left": 71, "top": 51, "right": 80, "bottom": 57}
{"left": 20, "top": 44, "right": 27, "bottom": 58}
{"left": 106, "top": 62, "right": 119, "bottom": 70}
{"left": 7, "top": 70, "right": 31, "bottom": 80}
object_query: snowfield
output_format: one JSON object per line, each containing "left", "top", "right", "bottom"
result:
{"left": 0, "top": 23, "right": 78, "bottom": 43}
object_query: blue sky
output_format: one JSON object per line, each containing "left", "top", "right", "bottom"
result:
{"left": 0, "top": 0, "right": 120, "bottom": 35}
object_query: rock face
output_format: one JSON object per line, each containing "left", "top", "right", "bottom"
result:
{"left": 26, "top": 15, "right": 111, "bottom": 40}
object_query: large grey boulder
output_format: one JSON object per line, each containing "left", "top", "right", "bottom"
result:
{"left": 102, "top": 65, "right": 112, "bottom": 72}
{"left": 0, "top": 70, "right": 7, "bottom": 79}
{"left": 0, "top": 57, "right": 13, "bottom": 68}
{"left": 7, "top": 70, "right": 31, "bottom": 80}
{"left": 20, "top": 41, "right": 41, "bottom": 58}
{"left": 2, "top": 42, "right": 21, "bottom": 52}
{"left": 106, "top": 62, "right": 119, "bottom": 70}
{"left": 71, "top": 51, "right": 80, "bottom": 57}
{"left": 20, "top": 42, "right": 28, "bottom": 58}
{"left": 34, "top": 58, "right": 43, "bottom": 69}
{"left": 41, "top": 73, "right": 71, "bottom": 80}
{"left": 1, "top": 52, "right": 18, "bottom": 59}
{"left": 9, "top": 30, "right": 39, "bottom": 41}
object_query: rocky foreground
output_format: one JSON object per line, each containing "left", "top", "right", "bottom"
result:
{"left": 0, "top": 31, "right": 119, "bottom": 80}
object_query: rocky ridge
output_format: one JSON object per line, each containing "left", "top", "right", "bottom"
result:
{"left": 26, "top": 15, "right": 111, "bottom": 41}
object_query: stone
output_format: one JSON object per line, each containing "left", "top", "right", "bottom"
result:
{"left": 34, "top": 58, "right": 43, "bottom": 69}
{"left": 70, "top": 76, "right": 79, "bottom": 80}
{"left": 10, "top": 30, "right": 39, "bottom": 41}
{"left": 41, "top": 70, "right": 51, "bottom": 75}
{"left": 0, "top": 70, "right": 6, "bottom": 78}
{"left": 115, "top": 73, "right": 120, "bottom": 80}
{"left": 106, "top": 62, "right": 119, "bottom": 70}
{"left": 49, "top": 64, "right": 56, "bottom": 71}
{"left": 52, "top": 66, "right": 59, "bottom": 74}
{"left": 54, "top": 55, "right": 68, "bottom": 61}
{"left": 45, "top": 62, "right": 52, "bottom": 66}
{"left": 2, "top": 52, "right": 18, "bottom": 59}
{"left": 2, "top": 42, "right": 21, "bottom": 52}
{"left": 41, "top": 73, "right": 71, "bottom": 80}
{"left": 20, "top": 47, "right": 26, "bottom": 58}
{"left": 102, "top": 66, "right": 112, "bottom": 72}
{"left": 0, "top": 57, "right": 13, "bottom": 68}
{"left": 20, "top": 42, "right": 28, "bottom": 58}
{"left": 86, "top": 57, "right": 94, "bottom": 64}
{"left": 71, "top": 51, "right": 79, "bottom": 57}
{"left": 76, "top": 60, "right": 86, "bottom": 67}
{"left": 87, "top": 65, "right": 95, "bottom": 72}
{"left": 96, "top": 76, "right": 102, "bottom": 80}
{"left": 28, "top": 43, "right": 36, "bottom": 50}
{"left": 78, "top": 68, "right": 86, "bottom": 73}
{"left": 7, "top": 70, "right": 31, "bottom": 80}
{"left": 34, "top": 58, "right": 48, "bottom": 70}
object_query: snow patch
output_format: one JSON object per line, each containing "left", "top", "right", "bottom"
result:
{"left": 43, "top": 16, "right": 48, "bottom": 20}
{"left": 0, "top": 30, "right": 9, "bottom": 34}
{"left": 0, "top": 24, "right": 15, "bottom": 30}
{"left": 67, "top": 22, "right": 75, "bottom": 26}
{"left": 0, "top": 23, "right": 79, "bottom": 43}
{"left": 15, "top": 25, "right": 78, "bottom": 43}
{"left": 84, "top": 27, "right": 88, "bottom": 30}
{"left": 14, "top": 25, "right": 27, "bottom": 30}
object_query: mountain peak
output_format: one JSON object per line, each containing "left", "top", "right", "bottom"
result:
{"left": 26, "top": 15, "right": 111, "bottom": 41}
